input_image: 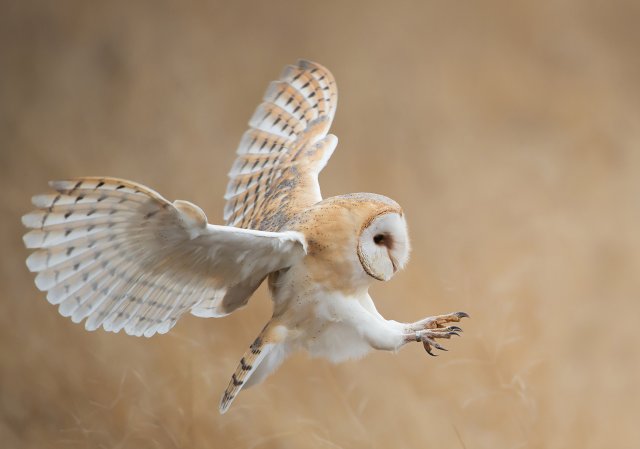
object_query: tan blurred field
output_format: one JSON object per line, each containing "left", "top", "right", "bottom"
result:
{"left": 1, "top": 1, "right": 639, "bottom": 448}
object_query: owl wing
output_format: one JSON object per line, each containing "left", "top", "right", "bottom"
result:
{"left": 22, "top": 177, "right": 306, "bottom": 337}
{"left": 224, "top": 59, "right": 338, "bottom": 231}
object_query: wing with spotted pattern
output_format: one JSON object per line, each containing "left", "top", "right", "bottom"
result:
{"left": 224, "top": 59, "right": 338, "bottom": 231}
{"left": 22, "top": 177, "right": 306, "bottom": 337}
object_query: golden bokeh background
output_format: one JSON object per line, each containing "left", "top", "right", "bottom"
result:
{"left": 2, "top": 1, "right": 639, "bottom": 448}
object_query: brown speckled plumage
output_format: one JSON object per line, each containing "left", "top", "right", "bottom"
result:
{"left": 224, "top": 60, "right": 338, "bottom": 231}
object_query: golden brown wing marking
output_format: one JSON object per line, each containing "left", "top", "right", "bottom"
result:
{"left": 224, "top": 60, "right": 338, "bottom": 231}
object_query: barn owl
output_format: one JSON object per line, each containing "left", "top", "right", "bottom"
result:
{"left": 22, "top": 60, "right": 468, "bottom": 413}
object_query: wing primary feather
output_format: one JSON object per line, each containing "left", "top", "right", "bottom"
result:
{"left": 224, "top": 60, "right": 338, "bottom": 231}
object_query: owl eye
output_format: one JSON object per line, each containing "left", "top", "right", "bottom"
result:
{"left": 358, "top": 212, "right": 409, "bottom": 281}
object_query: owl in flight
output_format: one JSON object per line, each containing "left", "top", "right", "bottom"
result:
{"left": 22, "top": 60, "right": 468, "bottom": 413}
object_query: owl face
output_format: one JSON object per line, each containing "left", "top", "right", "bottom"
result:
{"left": 295, "top": 193, "right": 411, "bottom": 290}
{"left": 358, "top": 211, "right": 410, "bottom": 281}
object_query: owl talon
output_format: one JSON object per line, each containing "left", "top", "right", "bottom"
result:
{"left": 423, "top": 340, "right": 438, "bottom": 356}
{"left": 425, "top": 348, "right": 438, "bottom": 356}
{"left": 431, "top": 326, "right": 463, "bottom": 334}
{"left": 422, "top": 338, "right": 447, "bottom": 354}
{"left": 414, "top": 321, "right": 464, "bottom": 356}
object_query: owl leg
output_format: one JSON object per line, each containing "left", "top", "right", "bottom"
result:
{"left": 356, "top": 298, "right": 468, "bottom": 355}
{"left": 360, "top": 318, "right": 462, "bottom": 355}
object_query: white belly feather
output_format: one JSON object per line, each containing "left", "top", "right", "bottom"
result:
{"left": 273, "top": 277, "right": 376, "bottom": 363}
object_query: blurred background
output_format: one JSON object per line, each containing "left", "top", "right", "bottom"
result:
{"left": 1, "top": 1, "right": 639, "bottom": 448}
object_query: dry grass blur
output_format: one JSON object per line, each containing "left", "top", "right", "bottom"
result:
{"left": 1, "top": 1, "right": 640, "bottom": 448}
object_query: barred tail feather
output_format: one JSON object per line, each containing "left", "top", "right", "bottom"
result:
{"left": 219, "top": 329, "right": 275, "bottom": 414}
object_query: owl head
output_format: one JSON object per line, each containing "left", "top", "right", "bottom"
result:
{"left": 296, "top": 193, "right": 411, "bottom": 289}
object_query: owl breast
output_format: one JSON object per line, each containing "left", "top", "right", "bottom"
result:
{"left": 303, "top": 291, "right": 375, "bottom": 362}
{"left": 271, "top": 271, "right": 376, "bottom": 363}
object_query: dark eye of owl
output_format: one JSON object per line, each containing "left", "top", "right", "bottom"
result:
{"left": 373, "top": 234, "right": 385, "bottom": 245}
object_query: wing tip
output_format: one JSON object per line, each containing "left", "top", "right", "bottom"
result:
{"left": 25, "top": 251, "right": 43, "bottom": 272}
{"left": 33, "top": 272, "right": 52, "bottom": 291}
{"left": 21, "top": 212, "right": 42, "bottom": 229}
{"left": 48, "top": 180, "right": 67, "bottom": 190}
{"left": 295, "top": 59, "right": 323, "bottom": 72}
{"left": 23, "top": 230, "right": 43, "bottom": 248}
{"left": 279, "top": 59, "right": 326, "bottom": 81}
{"left": 218, "top": 395, "right": 231, "bottom": 414}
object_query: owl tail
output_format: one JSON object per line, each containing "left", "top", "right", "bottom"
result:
{"left": 219, "top": 323, "right": 288, "bottom": 414}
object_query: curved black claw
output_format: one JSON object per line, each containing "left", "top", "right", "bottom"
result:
{"left": 433, "top": 342, "right": 448, "bottom": 351}
{"left": 423, "top": 340, "right": 438, "bottom": 356}
{"left": 417, "top": 313, "right": 468, "bottom": 357}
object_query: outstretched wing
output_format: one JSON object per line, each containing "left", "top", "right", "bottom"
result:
{"left": 224, "top": 59, "right": 338, "bottom": 231}
{"left": 22, "top": 177, "right": 306, "bottom": 337}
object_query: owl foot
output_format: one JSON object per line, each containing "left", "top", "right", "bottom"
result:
{"left": 411, "top": 328, "right": 459, "bottom": 356}
{"left": 408, "top": 312, "right": 469, "bottom": 356}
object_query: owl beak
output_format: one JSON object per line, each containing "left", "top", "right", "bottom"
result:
{"left": 388, "top": 251, "right": 398, "bottom": 274}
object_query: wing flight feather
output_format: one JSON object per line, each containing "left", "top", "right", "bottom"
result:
{"left": 23, "top": 177, "right": 306, "bottom": 336}
{"left": 224, "top": 59, "right": 338, "bottom": 231}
